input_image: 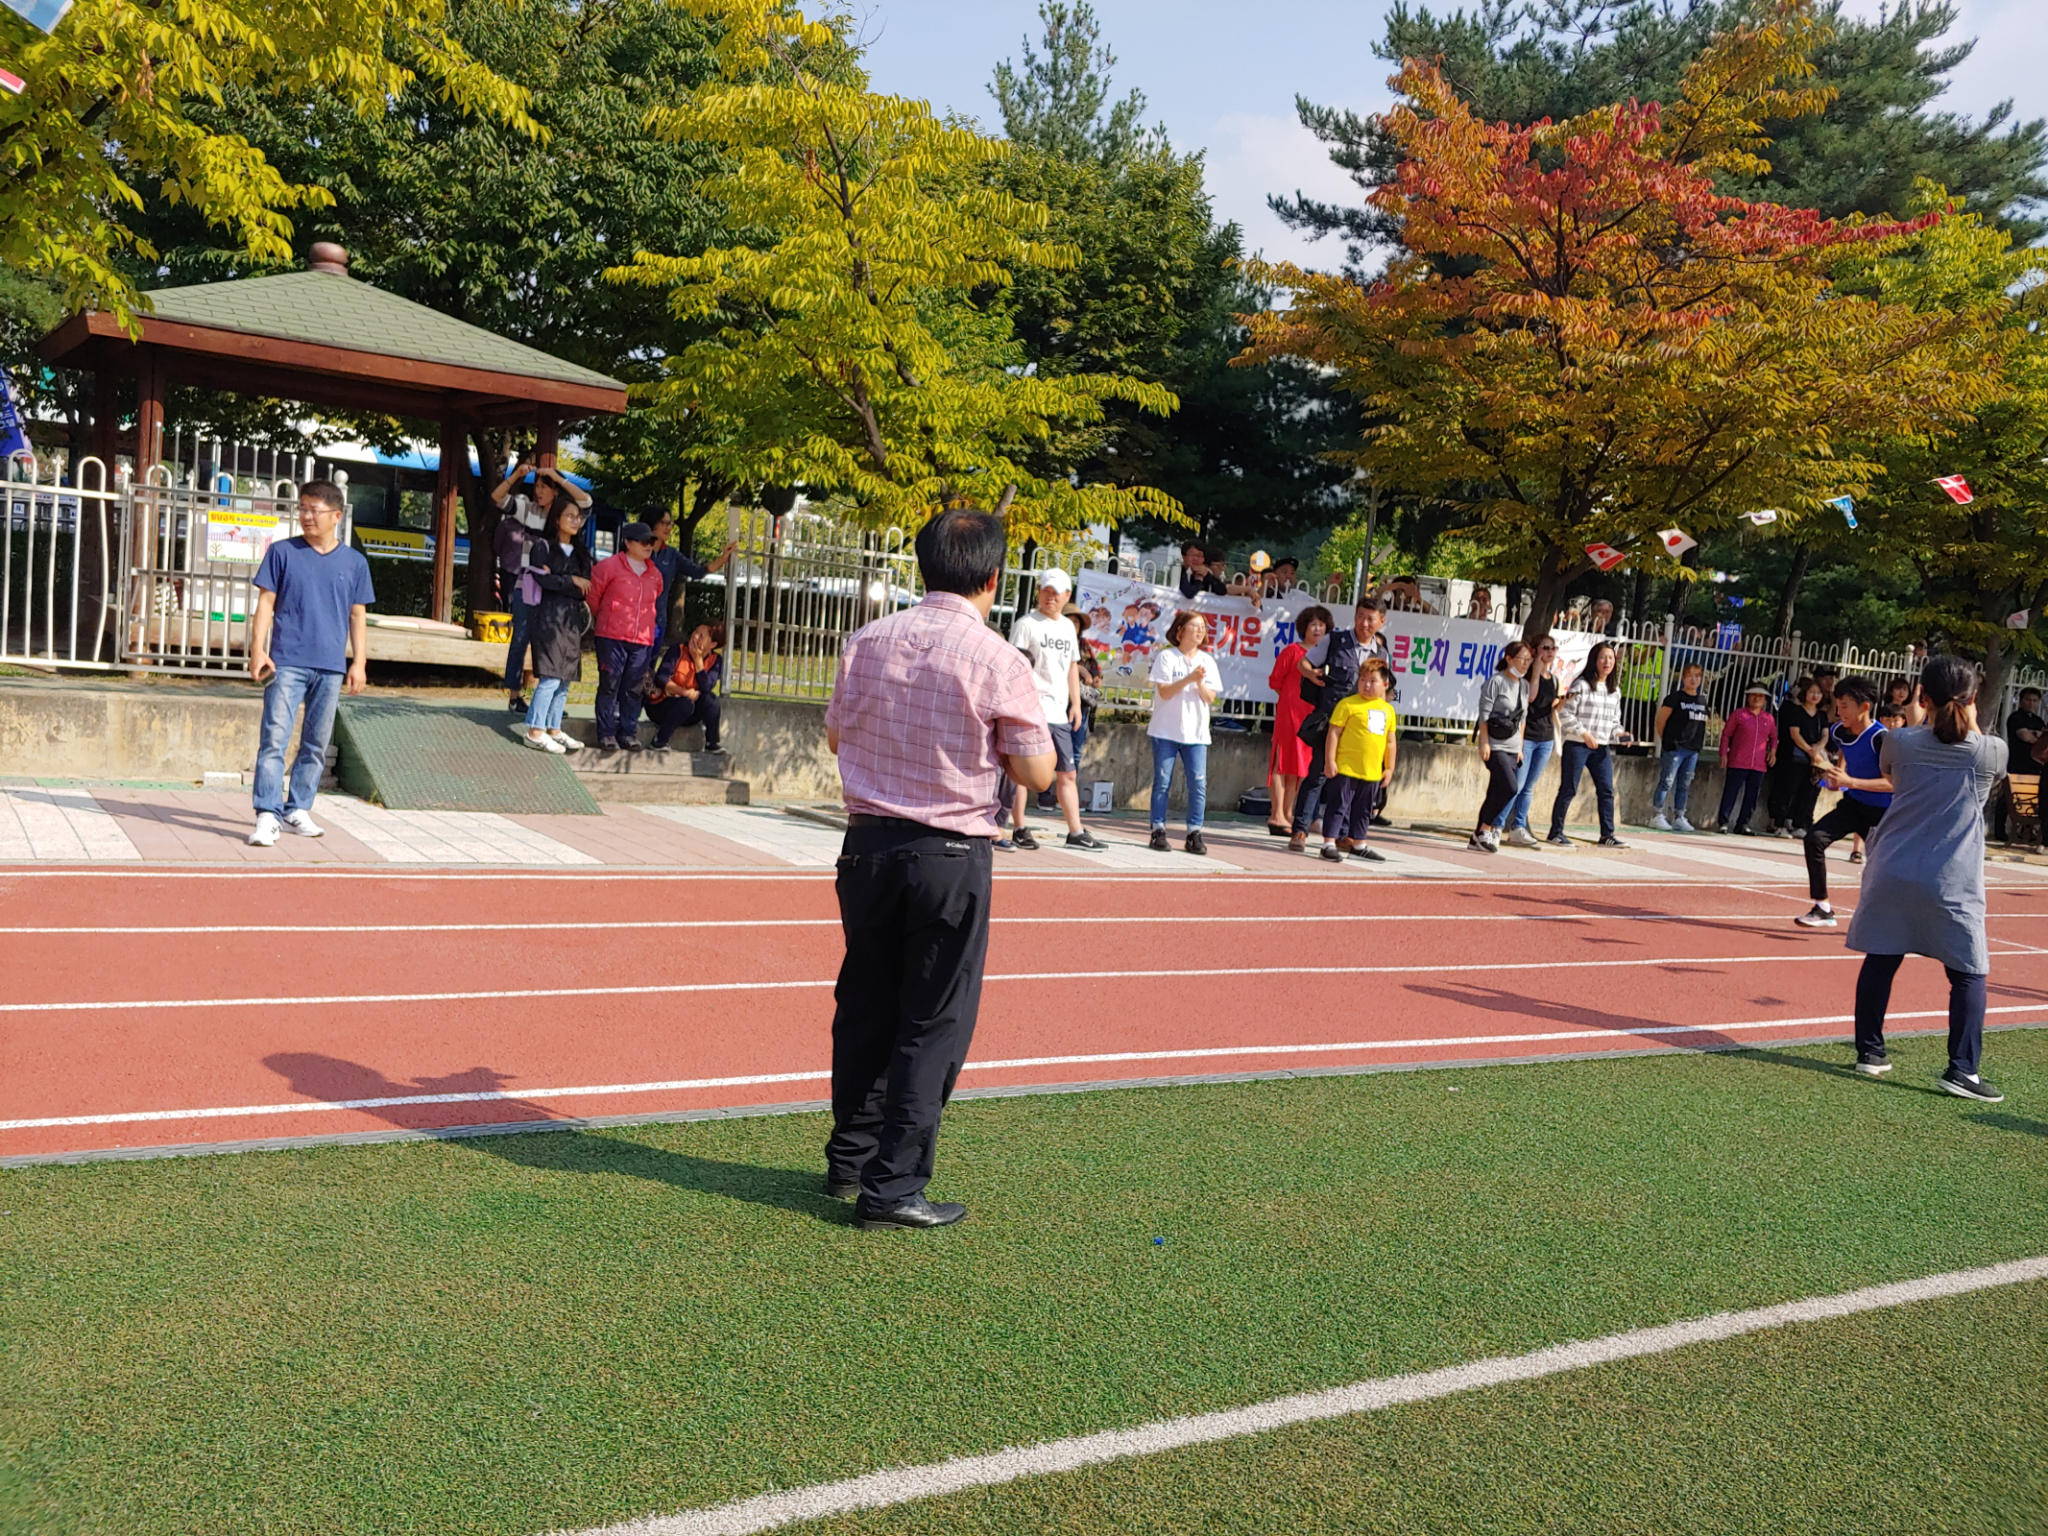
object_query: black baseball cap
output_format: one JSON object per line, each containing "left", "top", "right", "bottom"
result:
{"left": 619, "top": 521, "right": 656, "bottom": 546}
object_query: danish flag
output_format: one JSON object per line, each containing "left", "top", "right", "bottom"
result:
{"left": 1935, "top": 475, "right": 1974, "bottom": 504}
{"left": 1583, "top": 542, "right": 1626, "bottom": 573}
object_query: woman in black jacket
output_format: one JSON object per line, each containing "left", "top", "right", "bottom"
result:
{"left": 518, "top": 501, "right": 594, "bottom": 754}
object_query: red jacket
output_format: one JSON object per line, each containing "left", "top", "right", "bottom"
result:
{"left": 1720, "top": 706, "right": 1775, "bottom": 772}
{"left": 586, "top": 552, "right": 666, "bottom": 644}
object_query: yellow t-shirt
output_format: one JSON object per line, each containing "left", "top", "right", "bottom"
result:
{"left": 1328, "top": 695, "right": 1397, "bottom": 780}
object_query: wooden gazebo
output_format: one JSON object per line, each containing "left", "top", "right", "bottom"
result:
{"left": 38, "top": 243, "right": 629, "bottom": 621}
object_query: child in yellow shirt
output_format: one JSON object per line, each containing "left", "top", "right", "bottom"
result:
{"left": 1321, "top": 659, "right": 1399, "bottom": 863}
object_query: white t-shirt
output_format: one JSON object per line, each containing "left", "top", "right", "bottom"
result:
{"left": 1010, "top": 609, "right": 1078, "bottom": 726}
{"left": 1147, "top": 646, "right": 1223, "bottom": 744}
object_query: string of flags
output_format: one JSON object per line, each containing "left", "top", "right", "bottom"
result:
{"left": 2009, "top": 611, "right": 2031, "bottom": 630}
{"left": 1657, "top": 528, "right": 1696, "bottom": 556}
{"left": 1935, "top": 475, "right": 1974, "bottom": 505}
{"left": 1828, "top": 495, "right": 1857, "bottom": 529}
{"left": 0, "top": 66, "right": 24, "bottom": 96}
{"left": 1746, "top": 509, "right": 1780, "bottom": 525}
{"left": 1583, "top": 541, "right": 1627, "bottom": 573}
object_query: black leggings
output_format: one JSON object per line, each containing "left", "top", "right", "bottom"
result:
{"left": 1476, "top": 751, "right": 1521, "bottom": 833}
{"left": 1804, "top": 798, "right": 1884, "bottom": 901}
{"left": 1854, "top": 953, "right": 1985, "bottom": 1075}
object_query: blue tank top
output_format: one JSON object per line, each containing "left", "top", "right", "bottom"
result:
{"left": 1834, "top": 721, "right": 1891, "bottom": 808}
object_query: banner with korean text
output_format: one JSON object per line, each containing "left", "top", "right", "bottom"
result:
{"left": 1074, "top": 572, "right": 1601, "bottom": 721}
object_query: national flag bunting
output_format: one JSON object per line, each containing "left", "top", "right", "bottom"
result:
{"left": 1828, "top": 495, "right": 1857, "bottom": 529}
{"left": 0, "top": 372, "right": 31, "bottom": 461}
{"left": 1583, "top": 542, "right": 1626, "bottom": 573}
{"left": 1746, "top": 509, "right": 1780, "bottom": 525}
{"left": 2009, "top": 611, "right": 2031, "bottom": 631}
{"left": 1657, "top": 528, "right": 1697, "bottom": 556}
{"left": 1934, "top": 475, "right": 1974, "bottom": 504}
{"left": 0, "top": 67, "right": 22, "bottom": 95}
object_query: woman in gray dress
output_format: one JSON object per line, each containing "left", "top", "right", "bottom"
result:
{"left": 1834, "top": 656, "right": 2008, "bottom": 1101}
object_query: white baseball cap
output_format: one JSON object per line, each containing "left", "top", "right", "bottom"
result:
{"left": 1037, "top": 569, "right": 1073, "bottom": 595}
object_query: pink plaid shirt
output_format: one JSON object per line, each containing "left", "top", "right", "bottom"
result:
{"left": 825, "top": 592, "right": 1053, "bottom": 836}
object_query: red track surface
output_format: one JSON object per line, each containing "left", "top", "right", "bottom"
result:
{"left": 6, "top": 867, "right": 2048, "bottom": 1161}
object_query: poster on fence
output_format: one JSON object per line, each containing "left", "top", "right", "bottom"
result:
{"left": 204, "top": 508, "right": 290, "bottom": 565}
{"left": 1073, "top": 572, "right": 1601, "bottom": 721}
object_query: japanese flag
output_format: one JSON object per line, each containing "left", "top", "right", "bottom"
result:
{"left": 1935, "top": 475, "right": 1974, "bottom": 504}
{"left": 1657, "top": 528, "right": 1697, "bottom": 556}
{"left": 2009, "top": 611, "right": 2031, "bottom": 630}
{"left": 1584, "top": 542, "right": 1626, "bottom": 573}
{"left": 1746, "top": 509, "right": 1780, "bottom": 525}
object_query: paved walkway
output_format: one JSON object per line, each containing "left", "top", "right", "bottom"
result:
{"left": 5, "top": 781, "right": 2048, "bottom": 888}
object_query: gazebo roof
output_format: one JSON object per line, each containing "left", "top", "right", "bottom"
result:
{"left": 39, "top": 255, "right": 629, "bottom": 426}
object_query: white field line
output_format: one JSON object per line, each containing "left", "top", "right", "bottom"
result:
{"left": 0, "top": 952, "right": 1867, "bottom": 1017}
{"left": 545, "top": 1257, "right": 2048, "bottom": 1536}
{"left": 8, "top": 1004, "right": 2041, "bottom": 1133}
{"left": 16, "top": 911, "right": 1990, "bottom": 936}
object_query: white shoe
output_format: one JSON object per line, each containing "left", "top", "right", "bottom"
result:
{"left": 1650, "top": 813, "right": 1672, "bottom": 831}
{"left": 1482, "top": 827, "right": 1500, "bottom": 851}
{"left": 1673, "top": 816, "right": 1695, "bottom": 834}
{"left": 549, "top": 730, "right": 582, "bottom": 752}
{"left": 248, "top": 812, "right": 281, "bottom": 847}
{"left": 521, "top": 730, "right": 567, "bottom": 754}
{"left": 282, "top": 810, "right": 324, "bottom": 838}
{"left": 1505, "top": 827, "right": 1539, "bottom": 848}
{"left": 1466, "top": 834, "right": 1495, "bottom": 853}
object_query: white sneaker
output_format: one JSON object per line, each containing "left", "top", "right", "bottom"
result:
{"left": 1482, "top": 827, "right": 1500, "bottom": 851}
{"left": 521, "top": 730, "right": 567, "bottom": 754}
{"left": 1673, "top": 815, "right": 1695, "bottom": 833}
{"left": 1650, "top": 813, "right": 1672, "bottom": 831}
{"left": 248, "top": 812, "right": 281, "bottom": 847}
{"left": 282, "top": 810, "right": 324, "bottom": 838}
{"left": 1505, "top": 827, "right": 1539, "bottom": 848}
{"left": 549, "top": 730, "right": 582, "bottom": 752}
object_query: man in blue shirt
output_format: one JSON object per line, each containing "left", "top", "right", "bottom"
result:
{"left": 247, "top": 481, "right": 376, "bottom": 847}
{"left": 1797, "top": 675, "right": 1891, "bottom": 928}
{"left": 641, "top": 504, "right": 738, "bottom": 651}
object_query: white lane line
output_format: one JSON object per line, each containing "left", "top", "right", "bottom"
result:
{"left": 0, "top": 952, "right": 1871, "bottom": 1017}
{"left": 548, "top": 1257, "right": 2048, "bottom": 1536}
{"left": 0, "top": 912, "right": 1924, "bottom": 936}
{"left": 10, "top": 1005, "right": 2041, "bottom": 1132}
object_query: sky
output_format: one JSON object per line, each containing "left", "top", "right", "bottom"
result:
{"left": 853, "top": 0, "right": 2048, "bottom": 268}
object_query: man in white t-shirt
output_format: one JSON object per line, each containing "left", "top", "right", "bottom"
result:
{"left": 1008, "top": 570, "right": 1107, "bottom": 850}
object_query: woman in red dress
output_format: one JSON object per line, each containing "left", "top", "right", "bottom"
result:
{"left": 1267, "top": 606, "right": 1333, "bottom": 834}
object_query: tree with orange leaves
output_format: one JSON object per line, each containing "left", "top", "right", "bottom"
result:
{"left": 1239, "top": 2, "right": 2002, "bottom": 639}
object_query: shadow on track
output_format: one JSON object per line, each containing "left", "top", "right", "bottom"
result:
{"left": 262, "top": 1051, "right": 841, "bottom": 1221}
{"left": 1403, "top": 983, "right": 1746, "bottom": 1051}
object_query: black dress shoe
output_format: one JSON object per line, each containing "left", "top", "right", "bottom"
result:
{"left": 855, "top": 1194, "right": 968, "bottom": 1230}
{"left": 825, "top": 1177, "right": 860, "bottom": 1201}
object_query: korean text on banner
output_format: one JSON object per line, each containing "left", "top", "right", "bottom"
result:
{"left": 205, "top": 509, "right": 289, "bottom": 565}
{"left": 1073, "top": 572, "right": 1599, "bottom": 723}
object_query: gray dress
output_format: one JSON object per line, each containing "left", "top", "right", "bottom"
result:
{"left": 1845, "top": 727, "right": 2008, "bottom": 974}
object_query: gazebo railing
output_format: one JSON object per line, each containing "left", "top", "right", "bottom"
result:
{"left": 2, "top": 450, "right": 124, "bottom": 670}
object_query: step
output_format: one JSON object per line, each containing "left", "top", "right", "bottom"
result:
{"left": 575, "top": 773, "right": 750, "bottom": 805}
{"left": 569, "top": 745, "right": 731, "bottom": 778}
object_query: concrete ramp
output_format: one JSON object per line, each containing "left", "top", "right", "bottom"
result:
{"left": 332, "top": 699, "right": 601, "bottom": 814}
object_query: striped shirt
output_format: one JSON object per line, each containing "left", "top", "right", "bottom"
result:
{"left": 1558, "top": 681, "right": 1624, "bottom": 745}
{"left": 824, "top": 592, "right": 1053, "bottom": 837}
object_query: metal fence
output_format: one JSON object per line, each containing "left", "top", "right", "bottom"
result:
{"left": 2, "top": 450, "right": 124, "bottom": 669}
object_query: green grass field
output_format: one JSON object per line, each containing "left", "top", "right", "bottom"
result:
{"left": 5, "top": 1033, "right": 2046, "bottom": 1536}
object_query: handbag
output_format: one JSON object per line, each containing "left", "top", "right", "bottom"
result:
{"left": 1296, "top": 708, "right": 1332, "bottom": 753}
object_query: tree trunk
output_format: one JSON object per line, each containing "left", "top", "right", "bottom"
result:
{"left": 463, "top": 427, "right": 510, "bottom": 616}
{"left": 1774, "top": 543, "right": 1812, "bottom": 642}
{"left": 679, "top": 475, "right": 735, "bottom": 555}
{"left": 1519, "top": 547, "right": 1578, "bottom": 644}
{"left": 1629, "top": 567, "right": 1654, "bottom": 624}
{"left": 1976, "top": 580, "right": 2024, "bottom": 715}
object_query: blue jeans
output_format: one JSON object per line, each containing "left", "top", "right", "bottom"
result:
{"left": 253, "top": 666, "right": 342, "bottom": 817}
{"left": 526, "top": 677, "right": 569, "bottom": 732}
{"left": 1149, "top": 737, "right": 1208, "bottom": 830}
{"left": 594, "top": 636, "right": 655, "bottom": 742}
{"left": 1652, "top": 747, "right": 1699, "bottom": 816}
{"left": 1495, "top": 735, "right": 1555, "bottom": 831}
{"left": 502, "top": 594, "right": 535, "bottom": 692}
{"left": 1549, "top": 740, "right": 1616, "bottom": 839}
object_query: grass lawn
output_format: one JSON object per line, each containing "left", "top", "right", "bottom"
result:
{"left": 4, "top": 1032, "right": 2045, "bottom": 1536}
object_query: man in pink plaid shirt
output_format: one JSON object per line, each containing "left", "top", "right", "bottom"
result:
{"left": 822, "top": 509, "right": 1056, "bottom": 1231}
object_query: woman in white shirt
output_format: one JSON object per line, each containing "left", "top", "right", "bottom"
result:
{"left": 1148, "top": 610, "right": 1224, "bottom": 856}
{"left": 1545, "top": 641, "right": 1632, "bottom": 848}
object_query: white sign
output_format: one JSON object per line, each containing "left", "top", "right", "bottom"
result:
{"left": 1073, "top": 573, "right": 1599, "bottom": 722}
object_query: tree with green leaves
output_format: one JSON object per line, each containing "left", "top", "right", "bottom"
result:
{"left": 990, "top": 0, "right": 1161, "bottom": 167}
{"left": 607, "top": 0, "right": 1182, "bottom": 537}
{"left": 1276, "top": 0, "right": 2047, "bottom": 272}
{"left": 0, "top": 0, "right": 534, "bottom": 324}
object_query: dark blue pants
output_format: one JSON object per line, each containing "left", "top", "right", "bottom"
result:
{"left": 1718, "top": 767, "right": 1764, "bottom": 831}
{"left": 1855, "top": 953, "right": 1985, "bottom": 1075}
{"left": 1549, "top": 740, "right": 1615, "bottom": 839}
{"left": 594, "top": 637, "right": 654, "bottom": 743}
{"left": 647, "top": 690, "right": 721, "bottom": 750}
{"left": 502, "top": 593, "right": 535, "bottom": 692}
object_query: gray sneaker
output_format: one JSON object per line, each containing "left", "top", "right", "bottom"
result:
{"left": 1937, "top": 1067, "right": 2004, "bottom": 1103}
{"left": 1795, "top": 904, "right": 1837, "bottom": 928}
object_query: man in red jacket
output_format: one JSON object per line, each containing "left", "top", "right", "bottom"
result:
{"left": 585, "top": 521, "right": 666, "bottom": 751}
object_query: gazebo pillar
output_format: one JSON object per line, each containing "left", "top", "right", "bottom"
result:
{"left": 134, "top": 346, "right": 166, "bottom": 475}
{"left": 432, "top": 416, "right": 462, "bottom": 624}
{"left": 535, "top": 407, "right": 560, "bottom": 472}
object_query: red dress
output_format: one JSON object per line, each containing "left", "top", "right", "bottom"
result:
{"left": 1269, "top": 642, "right": 1316, "bottom": 776}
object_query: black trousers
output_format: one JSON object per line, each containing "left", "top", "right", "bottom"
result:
{"left": 1805, "top": 797, "right": 1885, "bottom": 901}
{"left": 646, "top": 690, "right": 721, "bottom": 749}
{"left": 1476, "top": 750, "right": 1521, "bottom": 832}
{"left": 1768, "top": 761, "right": 1819, "bottom": 830}
{"left": 825, "top": 820, "right": 993, "bottom": 1204}
{"left": 1291, "top": 744, "right": 1329, "bottom": 835}
{"left": 1855, "top": 953, "right": 1985, "bottom": 1076}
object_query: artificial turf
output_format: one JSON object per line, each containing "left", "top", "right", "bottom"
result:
{"left": 3, "top": 1031, "right": 2045, "bottom": 1536}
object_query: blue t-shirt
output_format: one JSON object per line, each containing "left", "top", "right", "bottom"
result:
{"left": 1834, "top": 720, "right": 1891, "bottom": 809}
{"left": 254, "top": 537, "right": 376, "bottom": 673}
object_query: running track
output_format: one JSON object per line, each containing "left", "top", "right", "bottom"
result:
{"left": 7, "top": 829, "right": 2048, "bottom": 1164}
